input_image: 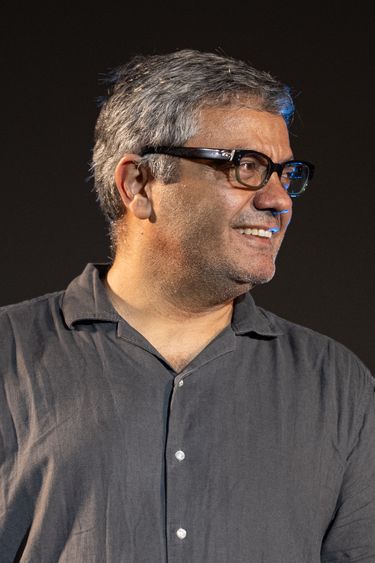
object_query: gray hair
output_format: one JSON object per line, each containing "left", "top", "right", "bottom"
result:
{"left": 91, "top": 48, "right": 294, "bottom": 236}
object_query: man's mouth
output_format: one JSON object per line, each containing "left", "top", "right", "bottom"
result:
{"left": 235, "top": 227, "right": 279, "bottom": 239}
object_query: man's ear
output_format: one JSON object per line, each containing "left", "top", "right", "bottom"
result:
{"left": 114, "top": 154, "right": 152, "bottom": 220}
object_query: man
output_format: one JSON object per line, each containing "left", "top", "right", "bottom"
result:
{"left": 0, "top": 49, "right": 374, "bottom": 562}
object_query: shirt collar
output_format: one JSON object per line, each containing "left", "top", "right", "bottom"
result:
{"left": 61, "top": 263, "right": 120, "bottom": 328}
{"left": 231, "top": 291, "right": 283, "bottom": 337}
{"left": 61, "top": 263, "right": 282, "bottom": 337}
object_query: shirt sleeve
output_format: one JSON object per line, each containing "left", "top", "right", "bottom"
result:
{"left": 0, "top": 311, "right": 32, "bottom": 562}
{"left": 321, "top": 375, "right": 375, "bottom": 562}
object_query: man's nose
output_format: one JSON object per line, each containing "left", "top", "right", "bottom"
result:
{"left": 252, "top": 171, "right": 293, "bottom": 214}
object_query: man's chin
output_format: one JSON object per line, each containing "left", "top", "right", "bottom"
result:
{"left": 231, "top": 264, "right": 276, "bottom": 289}
{"left": 209, "top": 267, "right": 276, "bottom": 304}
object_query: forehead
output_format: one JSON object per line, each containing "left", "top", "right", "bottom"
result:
{"left": 187, "top": 105, "right": 292, "bottom": 160}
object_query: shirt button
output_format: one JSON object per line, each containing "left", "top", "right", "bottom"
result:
{"left": 175, "top": 450, "right": 185, "bottom": 461}
{"left": 178, "top": 380, "right": 184, "bottom": 387}
{"left": 176, "top": 528, "right": 187, "bottom": 539}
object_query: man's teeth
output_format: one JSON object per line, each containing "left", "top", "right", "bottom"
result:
{"left": 236, "top": 228, "right": 272, "bottom": 238}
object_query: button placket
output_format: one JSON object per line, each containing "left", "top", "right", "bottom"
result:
{"left": 166, "top": 370, "right": 197, "bottom": 554}
{"left": 173, "top": 377, "right": 186, "bottom": 464}
{"left": 165, "top": 369, "right": 200, "bottom": 552}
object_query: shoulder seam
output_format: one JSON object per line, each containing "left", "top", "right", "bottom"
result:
{"left": 0, "top": 290, "right": 64, "bottom": 314}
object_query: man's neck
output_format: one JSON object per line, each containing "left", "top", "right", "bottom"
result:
{"left": 105, "top": 261, "right": 234, "bottom": 334}
{"left": 104, "top": 260, "right": 234, "bottom": 372}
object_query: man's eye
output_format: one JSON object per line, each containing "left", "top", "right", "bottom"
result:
{"left": 240, "top": 160, "right": 258, "bottom": 169}
{"left": 239, "top": 162, "right": 260, "bottom": 175}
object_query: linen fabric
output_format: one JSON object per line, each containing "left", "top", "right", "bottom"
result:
{"left": 0, "top": 264, "right": 374, "bottom": 562}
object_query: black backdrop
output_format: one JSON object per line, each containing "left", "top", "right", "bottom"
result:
{"left": 1, "top": 4, "right": 374, "bottom": 371}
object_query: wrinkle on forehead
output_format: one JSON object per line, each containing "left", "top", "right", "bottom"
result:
{"left": 190, "top": 106, "right": 292, "bottom": 163}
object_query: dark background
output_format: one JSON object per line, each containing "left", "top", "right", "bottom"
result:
{"left": 1, "top": 4, "right": 374, "bottom": 371}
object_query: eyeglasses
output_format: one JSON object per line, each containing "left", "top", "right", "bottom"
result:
{"left": 140, "top": 146, "right": 315, "bottom": 197}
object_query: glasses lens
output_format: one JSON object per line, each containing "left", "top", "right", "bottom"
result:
{"left": 281, "top": 162, "right": 309, "bottom": 196}
{"left": 237, "top": 153, "right": 269, "bottom": 188}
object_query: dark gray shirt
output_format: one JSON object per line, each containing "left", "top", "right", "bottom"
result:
{"left": 1, "top": 263, "right": 375, "bottom": 563}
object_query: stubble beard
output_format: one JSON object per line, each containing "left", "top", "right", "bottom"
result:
{"left": 152, "top": 229, "right": 279, "bottom": 311}
{"left": 150, "top": 189, "right": 280, "bottom": 311}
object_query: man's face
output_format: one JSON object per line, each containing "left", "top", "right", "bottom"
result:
{"left": 144, "top": 106, "right": 294, "bottom": 305}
